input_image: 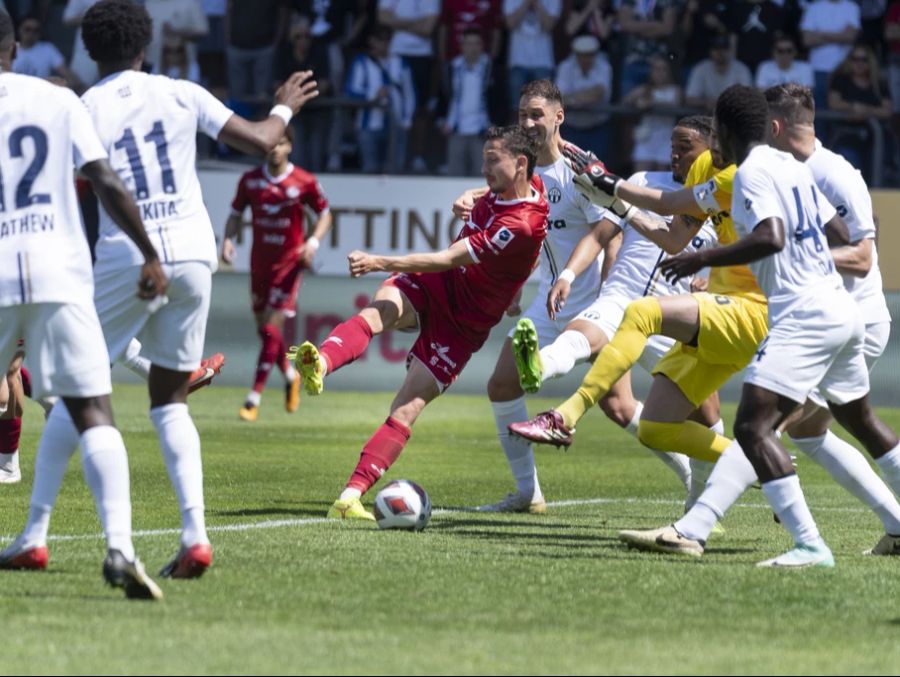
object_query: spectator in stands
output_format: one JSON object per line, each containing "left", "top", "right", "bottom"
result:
{"left": 828, "top": 43, "right": 892, "bottom": 180}
{"left": 564, "top": 0, "right": 614, "bottom": 47}
{"left": 886, "top": 1, "right": 900, "bottom": 113}
{"left": 378, "top": 0, "right": 439, "bottom": 172}
{"left": 685, "top": 33, "right": 752, "bottom": 109}
{"left": 277, "top": 15, "right": 332, "bottom": 172}
{"left": 144, "top": 0, "right": 207, "bottom": 74}
{"left": 440, "top": 0, "right": 502, "bottom": 61}
{"left": 858, "top": 0, "right": 887, "bottom": 53}
{"left": 727, "top": 0, "right": 788, "bottom": 74}
{"left": 623, "top": 53, "right": 682, "bottom": 172}
{"left": 755, "top": 33, "right": 814, "bottom": 89}
{"left": 156, "top": 34, "right": 201, "bottom": 82}
{"left": 346, "top": 24, "right": 415, "bottom": 174}
{"left": 12, "top": 14, "right": 84, "bottom": 90}
{"left": 801, "top": 0, "right": 860, "bottom": 109}
{"left": 63, "top": 0, "right": 100, "bottom": 87}
{"left": 198, "top": 0, "right": 227, "bottom": 90}
{"left": 226, "top": 0, "right": 290, "bottom": 105}
{"left": 504, "top": 0, "right": 561, "bottom": 119}
{"left": 555, "top": 34, "right": 612, "bottom": 159}
{"left": 680, "top": 0, "right": 729, "bottom": 75}
{"left": 615, "top": 0, "right": 679, "bottom": 98}
{"left": 442, "top": 27, "right": 492, "bottom": 176}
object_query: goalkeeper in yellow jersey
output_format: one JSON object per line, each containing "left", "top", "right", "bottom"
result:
{"left": 509, "top": 141, "right": 768, "bottom": 486}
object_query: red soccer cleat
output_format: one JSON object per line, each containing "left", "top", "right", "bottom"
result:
{"left": 187, "top": 353, "right": 226, "bottom": 394}
{"left": 158, "top": 542, "right": 213, "bottom": 579}
{"left": 0, "top": 539, "right": 49, "bottom": 570}
{"left": 508, "top": 410, "right": 575, "bottom": 449}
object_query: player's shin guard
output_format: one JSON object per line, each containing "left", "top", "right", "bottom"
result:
{"left": 21, "top": 403, "right": 79, "bottom": 546}
{"left": 556, "top": 297, "right": 662, "bottom": 427}
{"left": 319, "top": 314, "right": 374, "bottom": 374}
{"left": 150, "top": 403, "right": 208, "bottom": 547}
{"left": 79, "top": 425, "right": 135, "bottom": 562}
{"left": 796, "top": 432, "right": 900, "bottom": 535}
{"left": 347, "top": 417, "right": 411, "bottom": 495}
{"left": 253, "top": 323, "right": 284, "bottom": 392}
{"left": 675, "top": 440, "right": 758, "bottom": 542}
{"left": 638, "top": 419, "right": 730, "bottom": 463}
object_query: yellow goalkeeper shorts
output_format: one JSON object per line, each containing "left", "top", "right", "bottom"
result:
{"left": 652, "top": 292, "right": 769, "bottom": 406}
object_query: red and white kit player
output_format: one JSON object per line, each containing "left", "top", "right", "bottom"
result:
{"left": 223, "top": 125, "right": 333, "bottom": 421}
{"left": 290, "top": 125, "right": 549, "bottom": 521}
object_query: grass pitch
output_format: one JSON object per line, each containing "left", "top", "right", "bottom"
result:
{"left": 2, "top": 384, "right": 900, "bottom": 675}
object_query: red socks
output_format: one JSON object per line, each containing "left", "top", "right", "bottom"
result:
{"left": 0, "top": 417, "right": 21, "bottom": 454}
{"left": 347, "top": 417, "right": 411, "bottom": 494}
{"left": 319, "top": 315, "right": 374, "bottom": 374}
{"left": 252, "top": 323, "right": 284, "bottom": 392}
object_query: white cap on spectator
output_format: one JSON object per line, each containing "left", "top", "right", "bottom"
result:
{"left": 572, "top": 35, "right": 600, "bottom": 55}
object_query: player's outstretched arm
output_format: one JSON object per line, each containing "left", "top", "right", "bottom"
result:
{"left": 218, "top": 71, "right": 319, "bottom": 155}
{"left": 547, "top": 217, "right": 619, "bottom": 319}
{"left": 348, "top": 239, "right": 475, "bottom": 277}
{"left": 659, "top": 216, "right": 785, "bottom": 284}
{"left": 81, "top": 159, "right": 168, "bottom": 299}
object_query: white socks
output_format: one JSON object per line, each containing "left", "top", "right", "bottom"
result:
{"left": 875, "top": 443, "right": 900, "bottom": 499}
{"left": 339, "top": 487, "right": 362, "bottom": 501}
{"left": 120, "top": 338, "right": 151, "bottom": 380}
{"left": 245, "top": 390, "right": 262, "bottom": 407}
{"left": 150, "top": 403, "right": 208, "bottom": 547}
{"left": 284, "top": 363, "right": 298, "bottom": 384}
{"left": 675, "top": 440, "right": 758, "bottom": 542}
{"left": 21, "top": 402, "right": 80, "bottom": 546}
{"left": 793, "top": 432, "right": 900, "bottom": 535}
{"left": 539, "top": 330, "right": 592, "bottom": 381}
{"left": 79, "top": 425, "right": 135, "bottom": 561}
{"left": 625, "top": 401, "right": 691, "bottom": 492}
{"left": 762, "top": 474, "right": 821, "bottom": 546}
{"left": 492, "top": 397, "right": 543, "bottom": 499}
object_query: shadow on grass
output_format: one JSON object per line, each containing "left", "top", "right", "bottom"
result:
{"left": 211, "top": 503, "right": 333, "bottom": 519}
{"left": 430, "top": 517, "right": 596, "bottom": 531}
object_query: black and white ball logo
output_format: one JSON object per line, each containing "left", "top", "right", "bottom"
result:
{"left": 548, "top": 187, "right": 562, "bottom": 204}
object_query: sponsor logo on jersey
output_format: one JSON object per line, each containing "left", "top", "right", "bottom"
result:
{"left": 286, "top": 186, "right": 300, "bottom": 199}
{"left": 490, "top": 226, "right": 514, "bottom": 249}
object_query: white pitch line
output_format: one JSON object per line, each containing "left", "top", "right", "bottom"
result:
{"left": 0, "top": 495, "right": 871, "bottom": 544}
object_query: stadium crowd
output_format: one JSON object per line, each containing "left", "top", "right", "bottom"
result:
{"left": 2, "top": 0, "right": 899, "bottom": 182}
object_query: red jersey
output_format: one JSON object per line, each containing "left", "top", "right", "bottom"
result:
{"left": 230, "top": 164, "right": 329, "bottom": 274}
{"left": 429, "top": 174, "right": 548, "bottom": 341}
{"left": 441, "top": 0, "right": 501, "bottom": 59}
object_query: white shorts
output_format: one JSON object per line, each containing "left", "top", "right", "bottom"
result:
{"left": 807, "top": 320, "right": 890, "bottom": 408}
{"left": 744, "top": 300, "right": 869, "bottom": 407}
{"left": 573, "top": 294, "right": 675, "bottom": 373}
{"left": 94, "top": 262, "right": 212, "bottom": 372}
{"left": 0, "top": 302, "right": 112, "bottom": 399}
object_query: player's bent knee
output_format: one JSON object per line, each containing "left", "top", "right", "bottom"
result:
{"left": 599, "top": 396, "right": 631, "bottom": 428}
{"left": 622, "top": 296, "right": 661, "bottom": 334}
{"left": 487, "top": 372, "right": 522, "bottom": 402}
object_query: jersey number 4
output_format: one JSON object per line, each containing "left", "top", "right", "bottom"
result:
{"left": 0, "top": 125, "right": 51, "bottom": 212}
{"left": 114, "top": 120, "right": 177, "bottom": 200}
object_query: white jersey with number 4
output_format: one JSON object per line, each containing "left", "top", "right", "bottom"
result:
{"left": 82, "top": 70, "right": 234, "bottom": 273}
{"left": 0, "top": 73, "right": 106, "bottom": 306}
{"left": 534, "top": 155, "right": 613, "bottom": 321}
{"left": 805, "top": 141, "right": 890, "bottom": 325}
{"left": 731, "top": 144, "right": 841, "bottom": 324}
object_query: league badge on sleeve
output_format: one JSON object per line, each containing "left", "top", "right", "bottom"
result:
{"left": 490, "top": 226, "right": 515, "bottom": 249}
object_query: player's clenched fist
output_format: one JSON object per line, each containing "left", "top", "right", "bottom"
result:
{"left": 348, "top": 250, "right": 380, "bottom": 277}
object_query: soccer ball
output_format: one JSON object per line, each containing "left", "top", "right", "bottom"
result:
{"left": 373, "top": 480, "right": 432, "bottom": 531}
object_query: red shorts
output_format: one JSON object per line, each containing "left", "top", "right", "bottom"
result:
{"left": 385, "top": 273, "right": 485, "bottom": 390}
{"left": 251, "top": 263, "right": 303, "bottom": 316}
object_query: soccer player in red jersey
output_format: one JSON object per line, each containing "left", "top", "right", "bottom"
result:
{"left": 223, "top": 126, "right": 333, "bottom": 422}
{"left": 0, "top": 355, "right": 27, "bottom": 484}
{"left": 290, "top": 125, "right": 549, "bottom": 520}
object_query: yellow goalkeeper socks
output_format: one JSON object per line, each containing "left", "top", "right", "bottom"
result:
{"left": 638, "top": 419, "right": 731, "bottom": 463}
{"left": 557, "top": 297, "right": 663, "bottom": 427}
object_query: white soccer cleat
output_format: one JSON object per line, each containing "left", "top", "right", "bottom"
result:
{"left": 475, "top": 491, "right": 547, "bottom": 514}
{"left": 618, "top": 524, "right": 705, "bottom": 557}
{"left": 0, "top": 452, "right": 21, "bottom": 484}
{"left": 864, "top": 533, "right": 900, "bottom": 556}
{"left": 756, "top": 540, "right": 835, "bottom": 569}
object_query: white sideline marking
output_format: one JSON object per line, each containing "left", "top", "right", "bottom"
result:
{"left": 1, "top": 495, "right": 872, "bottom": 544}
